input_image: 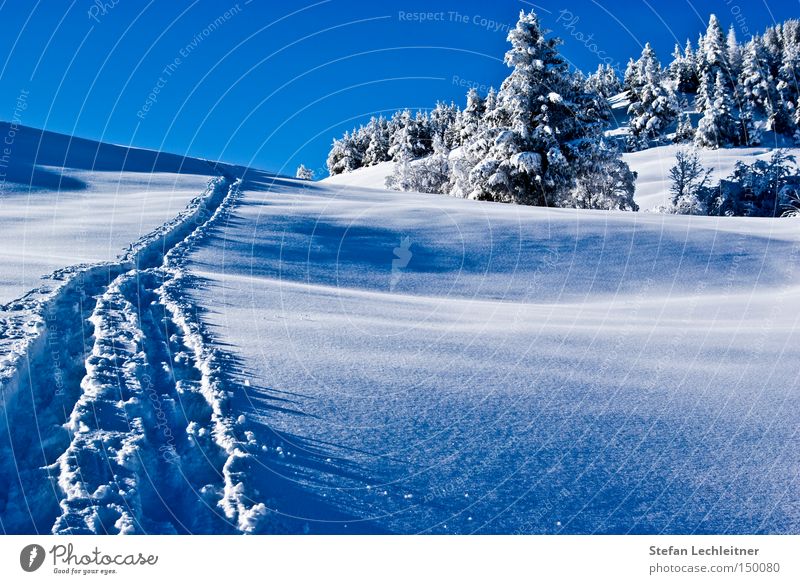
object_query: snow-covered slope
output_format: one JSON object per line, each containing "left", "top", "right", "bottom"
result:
{"left": 322, "top": 160, "right": 394, "bottom": 190}
{"left": 624, "top": 144, "right": 800, "bottom": 210}
{"left": 2, "top": 126, "right": 799, "bottom": 535}
{"left": 183, "top": 177, "right": 800, "bottom": 534}
{"left": 0, "top": 122, "right": 228, "bottom": 303}
{"left": 0, "top": 126, "right": 264, "bottom": 534}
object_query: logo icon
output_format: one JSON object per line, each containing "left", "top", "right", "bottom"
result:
{"left": 390, "top": 236, "right": 413, "bottom": 291}
{"left": 20, "top": 544, "right": 45, "bottom": 572}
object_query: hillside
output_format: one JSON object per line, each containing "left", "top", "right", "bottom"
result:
{"left": 1, "top": 121, "right": 799, "bottom": 534}
{"left": 188, "top": 168, "right": 800, "bottom": 534}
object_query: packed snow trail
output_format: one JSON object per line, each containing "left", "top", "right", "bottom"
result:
{"left": 0, "top": 173, "right": 287, "bottom": 533}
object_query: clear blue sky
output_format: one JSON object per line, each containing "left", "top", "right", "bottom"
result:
{"left": 0, "top": 1, "right": 796, "bottom": 177}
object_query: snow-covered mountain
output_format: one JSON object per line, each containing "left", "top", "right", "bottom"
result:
{"left": 2, "top": 123, "right": 798, "bottom": 534}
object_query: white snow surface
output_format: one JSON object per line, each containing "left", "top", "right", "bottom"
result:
{"left": 322, "top": 161, "right": 395, "bottom": 190}
{"left": 0, "top": 123, "right": 219, "bottom": 303}
{"left": 183, "top": 174, "right": 800, "bottom": 534}
{"left": 2, "top": 125, "right": 799, "bottom": 535}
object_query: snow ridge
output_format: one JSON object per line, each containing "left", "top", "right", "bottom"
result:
{"left": 0, "top": 174, "right": 231, "bottom": 407}
{"left": 0, "top": 174, "right": 274, "bottom": 534}
{"left": 157, "top": 178, "right": 272, "bottom": 533}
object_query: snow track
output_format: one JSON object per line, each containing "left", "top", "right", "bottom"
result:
{"left": 0, "top": 174, "right": 274, "bottom": 534}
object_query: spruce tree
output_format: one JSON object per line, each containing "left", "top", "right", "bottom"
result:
{"left": 465, "top": 9, "right": 618, "bottom": 206}
{"left": 695, "top": 71, "right": 737, "bottom": 148}
{"left": 674, "top": 110, "right": 695, "bottom": 143}
{"left": 458, "top": 88, "right": 485, "bottom": 146}
{"left": 363, "top": 116, "right": 390, "bottom": 166}
{"left": 627, "top": 43, "right": 676, "bottom": 149}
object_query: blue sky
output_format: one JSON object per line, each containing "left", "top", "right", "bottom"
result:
{"left": 0, "top": 0, "right": 796, "bottom": 177}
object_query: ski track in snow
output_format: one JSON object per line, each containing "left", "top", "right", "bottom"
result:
{"left": 0, "top": 173, "right": 283, "bottom": 534}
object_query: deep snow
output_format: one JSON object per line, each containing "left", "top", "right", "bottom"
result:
{"left": 0, "top": 123, "right": 224, "bottom": 304}
{"left": 1, "top": 125, "right": 799, "bottom": 534}
{"left": 185, "top": 175, "right": 800, "bottom": 534}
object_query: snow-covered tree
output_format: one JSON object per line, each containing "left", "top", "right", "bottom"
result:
{"left": 571, "top": 142, "right": 638, "bottom": 210}
{"left": 666, "top": 148, "right": 712, "bottom": 214}
{"left": 701, "top": 14, "right": 728, "bottom": 71}
{"left": 627, "top": 43, "right": 677, "bottom": 149}
{"left": 457, "top": 88, "right": 485, "bottom": 146}
{"left": 726, "top": 26, "right": 742, "bottom": 79}
{"left": 713, "top": 150, "right": 797, "bottom": 216}
{"left": 295, "top": 164, "right": 314, "bottom": 180}
{"left": 386, "top": 135, "right": 451, "bottom": 194}
{"left": 326, "top": 133, "right": 359, "bottom": 176}
{"left": 669, "top": 40, "right": 699, "bottom": 94}
{"left": 695, "top": 70, "right": 738, "bottom": 148}
{"left": 781, "top": 186, "right": 800, "bottom": 217}
{"left": 673, "top": 110, "right": 694, "bottom": 143}
{"left": 739, "top": 38, "right": 770, "bottom": 116}
{"left": 695, "top": 14, "right": 730, "bottom": 112}
{"left": 360, "top": 117, "right": 385, "bottom": 166}
{"left": 429, "top": 101, "right": 460, "bottom": 149}
{"left": 465, "top": 9, "right": 615, "bottom": 206}
{"left": 776, "top": 20, "right": 800, "bottom": 137}
{"left": 585, "top": 64, "right": 622, "bottom": 98}
{"left": 623, "top": 58, "right": 638, "bottom": 93}
{"left": 482, "top": 87, "right": 502, "bottom": 129}
{"left": 388, "top": 110, "right": 430, "bottom": 161}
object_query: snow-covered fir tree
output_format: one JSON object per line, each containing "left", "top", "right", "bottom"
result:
{"left": 776, "top": 20, "right": 800, "bottom": 138}
{"left": 386, "top": 134, "right": 451, "bottom": 194}
{"left": 695, "top": 14, "right": 729, "bottom": 112}
{"left": 465, "top": 9, "right": 620, "bottom": 206}
{"left": 623, "top": 58, "right": 638, "bottom": 93}
{"left": 585, "top": 64, "right": 622, "bottom": 98}
{"left": 695, "top": 70, "right": 738, "bottom": 148}
{"left": 571, "top": 141, "right": 638, "bottom": 210}
{"left": 388, "top": 110, "right": 431, "bottom": 161}
{"left": 481, "top": 87, "right": 501, "bottom": 129}
{"left": 362, "top": 116, "right": 391, "bottom": 167}
{"left": 326, "top": 131, "right": 363, "bottom": 175}
{"left": 726, "top": 26, "right": 742, "bottom": 79}
{"left": 739, "top": 37, "right": 770, "bottom": 116}
{"left": 626, "top": 43, "right": 676, "bottom": 150}
{"left": 669, "top": 40, "right": 698, "bottom": 94}
{"left": 673, "top": 110, "right": 694, "bottom": 143}
{"left": 295, "top": 164, "right": 314, "bottom": 180}
{"left": 429, "top": 102, "right": 460, "bottom": 149}
{"left": 457, "top": 89, "right": 485, "bottom": 147}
